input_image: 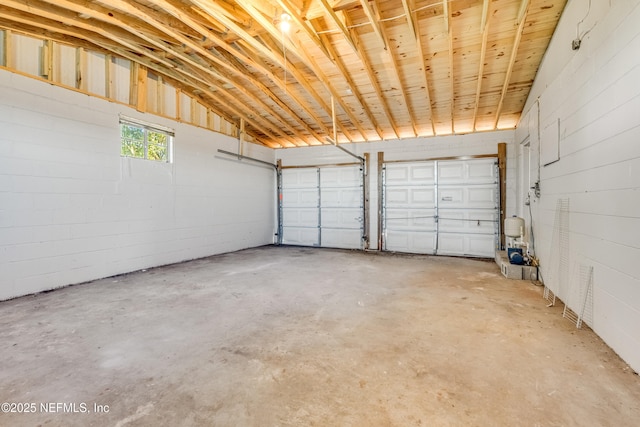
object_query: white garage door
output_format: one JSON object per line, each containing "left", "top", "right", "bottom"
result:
{"left": 383, "top": 161, "right": 437, "bottom": 254}
{"left": 281, "top": 165, "right": 363, "bottom": 249}
{"left": 383, "top": 158, "right": 498, "bottom": 257}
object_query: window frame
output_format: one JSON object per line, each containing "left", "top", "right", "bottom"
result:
{"left": 119, "top": 115, "right": 174, "bottom": 163}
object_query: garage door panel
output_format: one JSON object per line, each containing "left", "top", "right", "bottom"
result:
{"left": 438, "top": 185, "right": 496, "bottom": 209}
{"left": 386, "top": 187, "right": 435, "bottom": 208}
{"left": 282, "top": 168, "right": 318, "bottom": 188}
{"left": 468, "top": 160, "right": 497, "bottom": 183}
{"left": 385, "top": 208, "right": 435, "bottom": 230}
{"left": 321, "top": 187, "right": 361, "bottom": 207}
{"left": 321, "top": 166, "right": 361, "bottom": 186}
{"left": 282, "top": 208, "right": 318, "bottom": 227}
{"left": 385, "top": 165, "right": 409, "bottom": 183}
{"left": 385, "top": 231, "right": 436, "bottom": 254}
{"left": 438, "top": 159, "right": 496, "bottom": 185}
{"left": 437, "top": 233, "right": 495, "bottom": 258}
{"left": 321, "top": 208, "right": 362, "bottom": 228}
{"left": 385, "top": 163, "right": 435, "bottom": 185}
{"left": 282, "top": 189, "right": 318, "bottom": 207}
{"left": 282, "top": 227, "right": 319, "bottom": 246}
{"left": 321, "top": 228, "right": 362, "bottom": 249}
{"left": 438, "top": 162, "right": 465, "bottom": 183}
{"left": 438, "top": 209, "right": 497, "bottom": 234}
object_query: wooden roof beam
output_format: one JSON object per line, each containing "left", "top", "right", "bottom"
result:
{"left": 517, "top": 0, "right": 530, "bottom": 24}
{"left": 378, "top": 12, "right": 419, "bottom": 137}
{"left": 343, "top": 12, "right": 400, "bottom": 139}
{"left": 215, "top": 48, "right": 326, "bottom": 145}
{"left": 3, "top": 0, "right": 179, "bottom": 70}
{"left": 494, "top": 1, "right": 528, "bottom": 128}
{"left": 94, "top": 0, "right": 310, "bottom": 145}
{"left": 315, "top": 22, "right": 384, "bottom": 140}
{"left": 228, "top": 0, "right": 352, "bottom": 143}
{"left": 191, "top": 0, "right": 336, "bottom": 143}
{"left": 401, "top": 0, "right": 417, "bottom": 41}
{"left": 473, "top": 0, "right": 490, "bottom": 131}
{"left": 259, "top": 34, "right": 361, "bottom": 143}
{"left": 359, "top": 0, "right": 386, "bottom": 49}
{"left": 232, "top": 41, "right": 334, "bottom": 143}
{"left": 318, "top": 0, "right": 358, "bottom": 53}
{"left": 443, "top": 0, "right": 449, "bottom": 32}
{"left": 232, "top": 0, "right": 317, "bottom": 74}
{"left": 0, "top": 15, "right": 109, "bottom": 54}
{"left": 414, "top": 9, "right": 436, "bottom": 136}
{"left": 145, "top": 1, "right": 323, "bottom": 145}
{"left": 274, "top": 0, "right": 333, "bottom": 59}
{"left": 224, "top": 2, "right": 362, "bottom": 143}
{"left": 445, "top": 0, "right": 454, "bottom": 133}
{"left": 0, "top": 6, "right": 285, "bottom": 147}
{"left": 39, "top": 0, "right": 304, "bottom": 146}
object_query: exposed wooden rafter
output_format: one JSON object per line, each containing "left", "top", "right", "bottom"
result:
{"left": 494, "top": 0, "right": 529, "bottom": 128}
{"left": 0, "top": 0, "right": 568, "bottom": 147}
{"left": 314, "top": 22, "right": 384, "bottom": 140}
{"left": 378, "top": 9, "right": 419, "bottom": 137}
{"left": 414, "top": 8, "right": 436, "bottom": 136}
{"left": 318, "top": 0, "right": 358, "bottom": 53}
{"left": 473, "top": 0, "right": 491, "bottom": 131}
{"left": 445, "top": 0, "right": 454, "bottom": 133}
{"left": 359, "top": 0, "right": 386, "bottom": 49}
{"left": 401, "top": 0, "right": 417, "bottom": 41}
{"left": 344, "top": 12, "right": 400, "bottom": 139}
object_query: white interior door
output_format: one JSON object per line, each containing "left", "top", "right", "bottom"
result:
{"left": 281, "top": 165, "right": 363, "bottom": 249}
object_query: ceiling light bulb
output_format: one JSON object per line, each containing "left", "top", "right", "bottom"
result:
{"left": 280, "top": 13, "right": 291, "bottom": 32}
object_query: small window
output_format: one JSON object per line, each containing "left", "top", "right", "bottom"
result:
{"left": 120, "top": 117, "right": 173, "bottom": 162}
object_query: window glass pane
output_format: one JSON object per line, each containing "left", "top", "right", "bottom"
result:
{"left": 120, "top": 124, "right": 145, "bottom": 158}
{"left": 148, "top": 131, "right": 167, "bottom": 146}
{"left": 121, "top": 124, "right": 144, "bottom": 141}
{"left": 147, "top": 145, "right": 168, "bottom": 161}
{"left": 120, "top": 120, "right": 172, "bottom": 163}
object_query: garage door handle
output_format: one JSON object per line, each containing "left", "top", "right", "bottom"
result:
{"left": 441, "top": 196, "right": 453, "bottom": 201}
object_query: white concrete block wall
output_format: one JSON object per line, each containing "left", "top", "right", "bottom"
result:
{"left": 0, "top": 70, "right": 276, "bottom": 301}
{"left": 515, "top": 0, "right": 640, "bottom": 372}
{"left": 276, "top": 130, "right": 516, "bottom": 249}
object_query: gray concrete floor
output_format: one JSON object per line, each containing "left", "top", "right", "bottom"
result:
{"left": 1, "top": 246, "right": 639, "bottom": 426}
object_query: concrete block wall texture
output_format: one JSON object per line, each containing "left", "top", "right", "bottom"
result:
{"left": 276, "top": 130, "right": 517, "bottom": 250}
{"left": 0, "top": 70, "right": 276, "bottom": 301}
{"left": 515, "top": 0, "right": 640, "bottom": 372}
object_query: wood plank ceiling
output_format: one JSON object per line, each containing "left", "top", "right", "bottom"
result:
{"left": 0, "top": 0, "right": 566, "bottom": 148}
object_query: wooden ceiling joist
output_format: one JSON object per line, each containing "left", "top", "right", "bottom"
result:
{"left": 359, "top": 0, "right": 386, "bottom": 49}
{"left": 343, "top": 12, "right": 400, "bottom": 139}
{"left": 401, "top": 0, "right": 417, "bottom": 41}
{"left": 493, "top": 1, "right": 529, "bottom": 128}
{"left": 0, "top": 0, "right": 568, "bottom": 147}
{"left": 315, "top": 25, "right": 384, "bottom": 140}
{"left": 319, "top": 0, "right": 358, "bottom": 53}
{"left": 378, "top": 11, "right": 419, "bottom": 137}
{"left": 414, "top": 9, "right": 436, "bottom": 136}
{"left": 473, "top": 0, "right": 491, "bottom": 131}
{"left": 445, "top": 0, "right": 454, "bottom": 133}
